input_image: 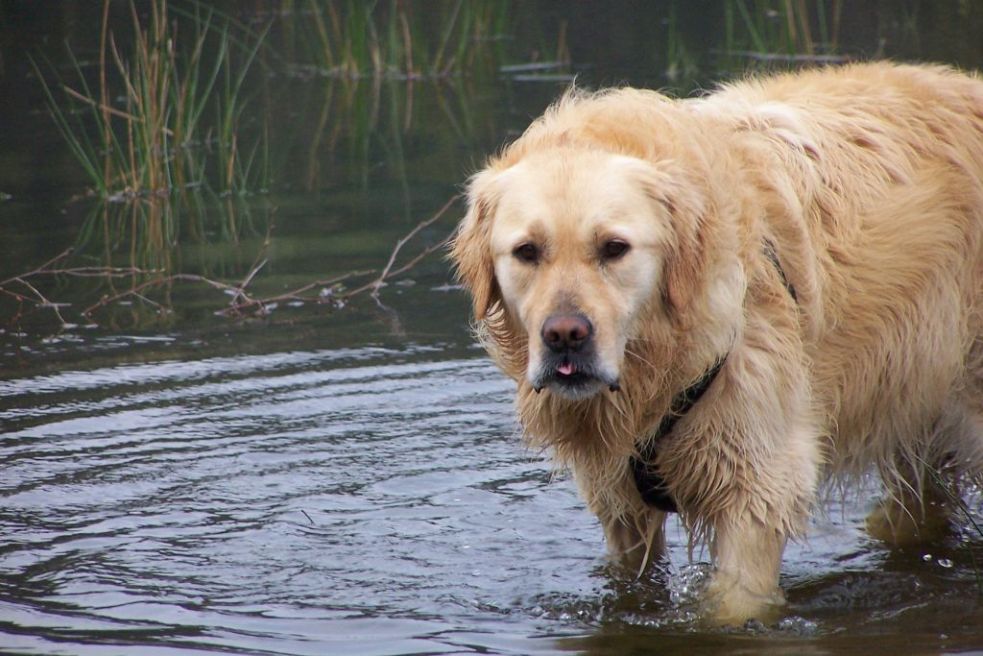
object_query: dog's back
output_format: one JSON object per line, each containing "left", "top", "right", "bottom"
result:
{"left": 704, "top": 64, "right": 983, "bottom": 491}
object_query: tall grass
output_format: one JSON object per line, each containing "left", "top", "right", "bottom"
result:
{"left": 721, "top": 0, "right": 845, "bottom": 67}
{"left": 33, "top": 0, "right": 268, "bottom": 201}
{"left": 664, "top": 4, "right": 699, "bottom": 86}
{"left": 298, "top": 0, "right": 513, "bottom": 79}
{"left": 72, "top": 188, "right": 270, "bottom": 275}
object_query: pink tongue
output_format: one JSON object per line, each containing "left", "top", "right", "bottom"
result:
{"left": 557, "top": 362, "right": 575, "bottom": 376}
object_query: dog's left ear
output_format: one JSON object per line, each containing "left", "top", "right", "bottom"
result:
{"left": 449, "top": 168, "right": 501, "bottom": 321}
{"left": 622, "top": 157, "right": 709, "bottom": 318}
{"left": 660, "top": 187, "right": 708, "bottom": 317}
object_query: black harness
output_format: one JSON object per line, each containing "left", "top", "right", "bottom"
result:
{"left": 629, "top": 357, "right": 727, "bottom": 513}
{"left": 629, "top": 242, "right": 797, "bottom": 513}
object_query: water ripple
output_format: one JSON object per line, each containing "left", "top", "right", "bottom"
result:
{"left": 2, "top": 346, "right": 982, "bottom": 654}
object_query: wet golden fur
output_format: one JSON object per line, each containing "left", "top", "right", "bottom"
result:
{"left": 450, "top": 62, "right": 983, "bottom": 624}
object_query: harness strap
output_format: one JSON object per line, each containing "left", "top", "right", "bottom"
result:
{"left": 629, "top": 357, "right": 727, "bottom": 513}
{"left": 629, "top": 240, "right": 797, "bottom": 513}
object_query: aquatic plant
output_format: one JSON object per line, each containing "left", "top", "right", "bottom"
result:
{"left": 0, "top": 195, "right": 459, "bottom": 330}
{"left": 663, "top": 5, "right": 700, "bottom": 87}
{"left": 296, "top": 0, "right": 515, "bottom": 80}
{"left": 33, "top": 0, "right": 268, "bottom": 201}
{"left": 69, "top": 186, "right": 271, "bottom": 276}
{"left": 721, "top": 0, "right": 846, "bottom": 69}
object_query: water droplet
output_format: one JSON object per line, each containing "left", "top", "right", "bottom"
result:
{"left": 922, "top": 554, "right": 933, "bottom": 562}
{"left": 937, "top": 558, "right": 954, "bottom": 568}
{"left": 667, "top": 562, "right": 712, "bottom": 606}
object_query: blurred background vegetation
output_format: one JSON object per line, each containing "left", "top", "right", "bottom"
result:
{"left": 0, "top": 0, "right": 981, "bottom": 336}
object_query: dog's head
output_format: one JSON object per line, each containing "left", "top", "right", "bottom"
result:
{"left": 451, "top": 89, "right": 752, "bottom": 404}
{"left": 452, "top": 140, "right": 737, "bottom": 401}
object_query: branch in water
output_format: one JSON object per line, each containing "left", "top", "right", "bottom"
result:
{"left": 2, "top": 195, "right": 461, "bottom": 328}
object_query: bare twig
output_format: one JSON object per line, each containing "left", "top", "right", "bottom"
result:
{"left": 3, "top": 195, "right": 462, "bottom": 328}
{"left": 130, "top": 290, "right": 169, "bottom": 314}
{"left": 82, "top": 273, "right": 238, "bottom": 317}
{"left": 229, "top": 219, "right": 276, "bottom": 308}
{"left": 230, "top": 258, "right": 268, "bottom": 306}
{"left": 0, "top": 248, "right": 74, "bottom": 287}
{"left": 345, "top": 194, "right": 460, "bottom": 299}
{"left": 220, "top": 269, "right": 376, "bottom": 316}
{"left": 384, "top": 237, "right": 452, "bottom": 281}
{"left": 12, "top": 276, "right": 69, "bottom": 326}
{"left": 0, "top": 287, "right": 33, "bottom": 304}
{"left": 0, "top": 248, "right": 79, "bottom": 326}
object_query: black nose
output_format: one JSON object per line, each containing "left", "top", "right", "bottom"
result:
{"left": 541, "top": 313, "right": 593, "bottom": 353}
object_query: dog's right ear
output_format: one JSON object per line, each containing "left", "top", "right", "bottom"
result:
{"left": 449, "top": 169, "right": 501, "bottom": 321}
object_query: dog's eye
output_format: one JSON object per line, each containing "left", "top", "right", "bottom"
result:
{"left": 601, "top": 239, "right": 630, "bottom": 261}
{"left": 513, "top": 243, "right": 540, "bottom": 264}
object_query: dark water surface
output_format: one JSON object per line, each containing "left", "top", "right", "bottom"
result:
{"left": 3, "top": 3, "right": 983, "bottom": 655}
{"left": 4, "top": 320, "right": 983, "bottom": 655}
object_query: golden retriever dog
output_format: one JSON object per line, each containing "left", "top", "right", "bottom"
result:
{"left": 450, "top": 62, "right": 983, "bottom": 625}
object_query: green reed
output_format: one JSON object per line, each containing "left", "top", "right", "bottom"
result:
{"left": 663, "top": 4, "right": 699, "bottom": 87}
{"left": 33, "top": 0, "right": 268, "bottom": 201}
{"left": 722, "top": 0, "right": 844, "bottom": 68}
{"left": 297, "top": 0, "right": 513, "bottom": 79}
{"left": 69, "top": 188, "right": 273, "bottom": 288}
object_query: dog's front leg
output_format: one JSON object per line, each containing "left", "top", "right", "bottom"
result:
{"left": 705, "top": 517, "right": 787, "bottom": 625}
{"left": 602, "top": 507, "right": 668, "bottom": 573}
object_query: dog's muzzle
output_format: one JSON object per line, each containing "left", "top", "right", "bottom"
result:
{"left": 533, "top": 313, "right": 619, "bottom": 395}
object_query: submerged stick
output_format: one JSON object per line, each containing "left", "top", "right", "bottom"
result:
{"left": 344, "top": 194, "right": 460, "bottom": 299}
{"left": 221, "top": 269, "right": 376, "bottom": 316}
{"left": 3, "top": 194, "right": 461, "bottom": 327}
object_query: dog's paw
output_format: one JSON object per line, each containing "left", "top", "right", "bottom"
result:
{"left": 703, "top": 571, "right": 786, "bottom": 627}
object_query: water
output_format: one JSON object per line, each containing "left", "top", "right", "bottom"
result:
{"left": 3, "top": 3, "right": 983, "bottom": 655}
{"left": 4, "top": 331, "right": 983, "bottom": 654}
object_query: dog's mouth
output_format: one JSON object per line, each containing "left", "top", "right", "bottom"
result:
{"left": 554, "top": 358, "right": 595, "bottom": 386}
{"left": 556, "top": 360, "right": 577, "bottom": 377}
{"left": 533, "top": 354, "right": 620, "bottom": 398}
